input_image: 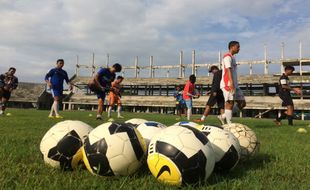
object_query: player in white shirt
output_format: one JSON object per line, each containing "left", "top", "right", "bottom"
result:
{"left": 219, "top": 41, "right": 246, "bottom": 124}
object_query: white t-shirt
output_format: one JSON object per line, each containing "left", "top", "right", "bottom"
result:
{"left": 220, "top": 53, "right": 238, "bottom": 90}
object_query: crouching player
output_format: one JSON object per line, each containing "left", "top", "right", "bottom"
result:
{"left": 274, "top": 65, "right": 301, "bottom": 126}
{"left": 45, "top": 59, "right": 73, "bottom": 119}
{"left": 107, "top": 76, "right": 124, "bottom": 119}
{"left": 88, "top": 63, "right": 122, "bottom": 120}
{"left": 0, "top": 67, "right": 18, "bottom": 115}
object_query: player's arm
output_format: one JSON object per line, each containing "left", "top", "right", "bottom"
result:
{"left": 93, "top": 73, "right": 105, "bottom": 91}
{"left": 64, "top": 71, "right": 73, "bottom": 91}
{"left": 223, "top": 56, "right": 234, "bottom": 92}
{"left": 9, "top": 77, "right": 18, "bottom": 92}
{"left": 44, "top": 70, "right": 53, "bottom": 88}
{"left": 0, "top": 74, "right": 4, "bottom": 88}
{"left": 281, "top": 83, "right": 301, "bottom": 95}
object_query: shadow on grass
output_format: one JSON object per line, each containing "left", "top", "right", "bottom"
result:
{"left": 208, "top": 153, "right": 275, "bottom": 185}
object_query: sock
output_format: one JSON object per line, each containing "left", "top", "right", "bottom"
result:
{"left": 108, "top": 107, "right": 112, "bottom": 118}
{"left": 276, "top": 111, "right": 286, "bottom": 122}
{"left": 187, "top": 108, "right": 192, "bottom": 120}
{"left": 225, "top": 109, "right": 232, "bottom": 124}
{"left": 96, "top": 114, "right": 101, "bottom": 118}
{"left": 287, "top": 115, "right": 293, "bottom": 125}
{"left": 117, "top": 106, "right": 121, "bottom": 117}
{"left": 201, "top": 115, "right": 205, "bottom": 121}
{"left": 49, "top": 101, "right": 55, "bottom": 116}
{"left": 54, "top": 101, "right": 59, "bottom": 116}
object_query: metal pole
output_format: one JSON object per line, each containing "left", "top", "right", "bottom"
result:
{"left": 264, "top": 44, "right": 269, "bottom": 74}
{"left": 149, "top": 56, "right": 153, "bottom": 78}
{"left": 299, "top": 40, "right": 302, "bottom": 76}
{"left": 135, "top": 56, "right": 138, "bottom": 78}
{"left": 106, "top": 53, "right": 110, "bottom": 67}
{"left": 281, "top": 42, "right": 285, "bottom": 74}
{"left": 92, "top": 53, "right": 95, "bottom": 76}
{"left": 179, "top": 51, "right": 183, "bottom": 78}
{"left": 75, "top": 55, "right": 79, "bottom": 76}
{"left": 192, "top": 50, "right": 196, "bottom": 75}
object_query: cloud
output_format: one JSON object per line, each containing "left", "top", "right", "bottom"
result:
{"left": 0, "top": 0, "right": 309, "bottom": 81}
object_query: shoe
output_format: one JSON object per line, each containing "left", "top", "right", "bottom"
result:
{"left": 0, "top": 110, "right": 3, "bottom": 115}
{"left": 55, "top": 115, "right": 64, "bottom": 119}
{"left": 273, "top": 120, "right": 282, "bottom": 126}
{"left": 194, "top": 119, "right": 204, "bottom": 123}
{"left": 175, "top": 117, "right": 181, "bottom": 121}
{"left": 48, "top": 115, "right": 55, "bottom": 119}
{"left": 117, "top": 116, "right": 124, "bottom": 119}
{"left": 217, "top": 115, "right": 226, "bottom": 125}
{"left": 96, "top": 116, "right": 102, "bottom": 120}
{"left": 108, "top": 118, "right": 115, "bottom": 122}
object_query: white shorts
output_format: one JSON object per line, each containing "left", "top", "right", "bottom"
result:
{"left": 222, "top": 88, "right": 245, "bottom": 102}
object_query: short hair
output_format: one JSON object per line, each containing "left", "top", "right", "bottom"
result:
{"left": 56, "top": 59, "right": 64, "bottom": 63}
{"left": 117, "top": 76, "right": 124, "bottom": 80}
{"left": 189, "top": 74, "right": 196, "bottom": 81}
{"left": 209, "top": 65, "right": 219, "bottom": 73}
{"left": 285, "top": 65, "right": 295, "bottom": 72}
{"left": 9, "top": 67, "right": 16, "bottom": 72}
{"left": 228, "top": 41, "right": 239, "bottom": 50}
{"left": 113, "top": 63, "right": 122, "bottom": 72}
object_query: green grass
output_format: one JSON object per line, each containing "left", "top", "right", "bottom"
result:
{"left": 0, "top": 108, "right": 309, "bottom": 190}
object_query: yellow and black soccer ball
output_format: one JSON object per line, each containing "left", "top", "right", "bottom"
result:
{"left": 40, "top": 120, "right": 93, "bottom": 170}
{"left": 82, "top": 122, "right": 147, "bottom": 176}
{"left": 147, "top": 125, "right": 215, "bottom": 186}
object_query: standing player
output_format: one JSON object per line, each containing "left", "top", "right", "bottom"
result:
{"left": 195, "top": 65, "right": 225, "bottom": 124}
{"left": 88, "top": 63, "right": 122, "bottom": 120}
{"left": 174, "top": 85, "right": 186, "bottom": 120}
{"left": 274, "top": 66, "right": 301, "bottom": 126}
{"left": 220, "top": 41, "right": 246, "bottom": 124}
{"left": 45, "top": 59, "right": 72, "bottom": 119}
{"left": 183, "top": 74, "right": 200, "bottom": 120}
{"left": 0, "top": 67, "right": 18, "bottom": 115}
{"left": 107, "top": 76, "right": 124, "bottom": 119}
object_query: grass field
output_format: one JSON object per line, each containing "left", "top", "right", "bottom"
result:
{"left": 0, "top": 108, "right": 309, "bottom": 190}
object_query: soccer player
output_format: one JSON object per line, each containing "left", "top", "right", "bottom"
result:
{"left": 220, "top": 41, "right": 246, "bottom": 124}
{"left": 174, "top": 85, "right": 186, "bottom": 120}
{"left": 0, "top": 67, "right": 18, "bottom": 115}
{"left": 107, "top": 76, "right": 124, "bottom": 119}
{"left": 183, "top": 74, "right": 200, "bottom": 120}
{"left": 195, "top": 65, "right": 225, "bottom": 124}
{"left": 274, "top": 65, "right": 301, "bottom": 126}
{"left": 88, "top": 63, "right": 122, "bottom": 120}
{"left": 45, "top": 59, "right": 72, "bottom": 119}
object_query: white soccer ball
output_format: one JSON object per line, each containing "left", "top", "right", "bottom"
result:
{"left": 125, "top": 118, "right": 148, "bottom": 127}
{"left": 147, "top": 125, "right": 215, "bottom": 186}
{"left": 136, "top": 121, "right": 167, "bottom": 147}
{"left": 173, "top": 121, "right": 199, "bottom": 128}
{"left": 196, "top": 125, "right": 241, "bottom": 171}
{"left": 40, "top": 120, "right": 93, "bottom": 170}
{"left": 223, "top": 123, "right": 260, "bottom": 160}
{"left": 82, "top": 122, "right": 147, "bottom": 176}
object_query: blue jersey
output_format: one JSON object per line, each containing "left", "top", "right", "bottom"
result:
{"left": 174, "top": 90, "right": 185, "bottom": 104}
{"left": 97, "top": 68, "right": 115, "bottom": 88}
{"left": 45, "top": 68, "right": 69, "bottom": 90}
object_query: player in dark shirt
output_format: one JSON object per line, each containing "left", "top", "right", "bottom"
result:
{"left": 174, "top": 85, "right": 186, "bottom": 120}
{"left": 45, "top": 59, "right": 72, "bottom": 119}
{"left": 88, "top": 63, "right": 122, "bottom": 120}
{"left": 274, "top": 65, "right": 301, "bottom": 126}
{"left": 195, "top": 65, "right": 225, "bottom": 124}
{"left": 0, "top": 67, "right": 18, "bottom": 115}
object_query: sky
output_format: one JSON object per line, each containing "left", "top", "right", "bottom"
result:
{"left": 0, "top": 0, "right": 310, "bottom": 82}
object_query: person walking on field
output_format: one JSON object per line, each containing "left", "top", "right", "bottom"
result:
{"left": 183, "top": 74, "right": 200, "bottom": 121}
{"left": 107, "top": 76, "right": 124, "bottom": 120}
{"left": 274, "top": 65, "right": 301, "bottom": 126}
{"left": 88, "top": 63, "right": 122, "bottom": 120}
{"left": 45, "top": 59, "right": 73, "bottom": 119}
{"left": 0, "top": 67, "right": 18, "bottom": 115}
{"left": 195, "top": 65, "right": 225, "bottom": 124}
{"left": 174, "top": 85, "right": 186, "bottom": 120}
{"left": 220, "top": 41, "right": 246, "bottom": 124}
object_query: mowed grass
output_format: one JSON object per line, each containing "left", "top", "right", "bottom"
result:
{"left": 0, "top": 108, "right": 309, "bottom": 190}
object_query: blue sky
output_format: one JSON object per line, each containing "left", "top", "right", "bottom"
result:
{"left": 0, "top": 0, "right": 309, "bottom": 81}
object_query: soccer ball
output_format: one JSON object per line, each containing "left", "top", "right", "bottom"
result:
{"left": 40, "top": 120, "right": 93, "bottom": 170}
{"left": 173, "top": 121, "right": 199, "bottom": 128}
{"left": 222, "top": 123, "right": 260, "bottom": 160}
{"left": 147, "top": 125, "right": 215, "bottom": 186}
{"left": 136, "top": 121, "right": 167, "bottom": 147}
{"left": 125, "top": 118, "right": 148, "bottom": 127}
{"left": 196, "top": 125, "right": 241, "bottom": 171}
{"left": 82, "top": 122, "right": 147, "bottom": 176}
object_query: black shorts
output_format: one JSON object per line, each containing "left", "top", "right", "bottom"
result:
{"left": 206, "top": 91, "right": 224, "bottom": 109}
{"left": 279, "top": 93, "right": 293, "bottom": 107}
{"left": 88, "top": 84, "right": 106, "bottom": 100}
{"left": 0, "top": 88, "right": 11, "bottom": 99}
{"left": 176, "top": 102, "right": 186, "bottom": 110}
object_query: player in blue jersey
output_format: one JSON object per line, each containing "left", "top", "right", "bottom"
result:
{"left": 45, "top": 59, "right": 72, "bottom": 119}
{"left": 88, "top": 63, "right": 122, "bottom": 120}
{"left": 174, "top": 85, "right": 186, "bottom": 120}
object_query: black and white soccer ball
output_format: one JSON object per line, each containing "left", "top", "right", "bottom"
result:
{"left": 196, "top": 125, "right": 241, "bottom": 171}
{"left": 40, "top": 120, "right": 93, "bottom": 170}
{"left": 82, "top": 122, "right": 147, "bottom": 176}
{"left": 222, "top": 123, "right": 260, "bottom": 160}
{"left": 136, "top": 121, "right": 167, "bottom": 147}
{"left": 125, "top": 118, "right": 148, "bottom": 127}
{"left": 173, "top": 121, "right": 199, "bottom": 128}
{"left": 147, "top": 125, "right": 215, "bottom": 186}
